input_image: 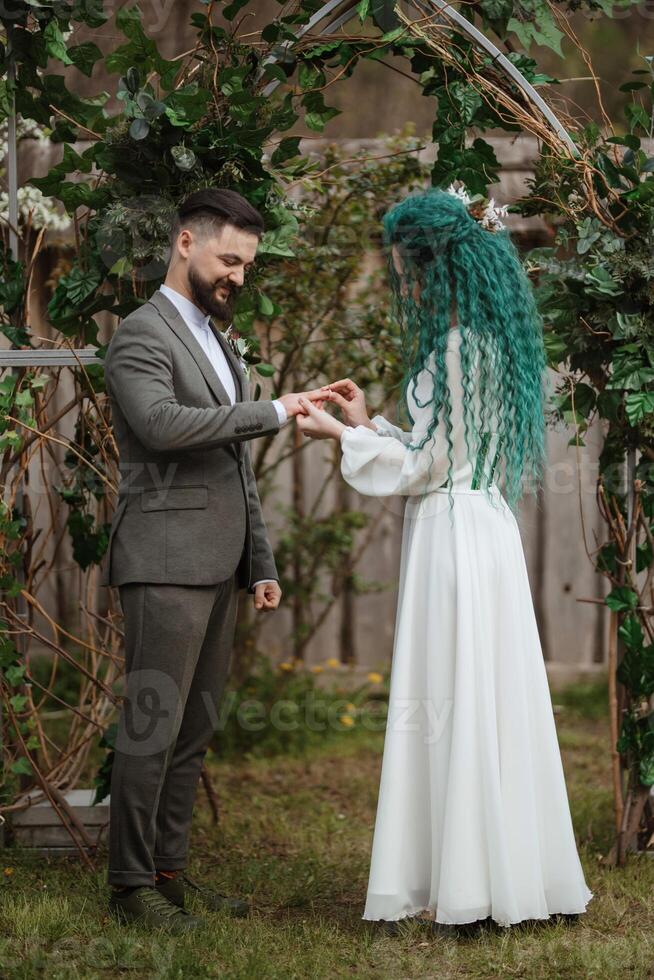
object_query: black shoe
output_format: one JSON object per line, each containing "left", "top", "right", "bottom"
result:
{"left": 553, "top": 912, "right": 581, "bottom": 926}
{"left": 155, "top": 871, "right": 251, "bottom": 917}
{"left": 108, "top": 885, "right": 205, "bottom": 932}
{"left": 454, "top": 916, "right": 496, "bottom": 938}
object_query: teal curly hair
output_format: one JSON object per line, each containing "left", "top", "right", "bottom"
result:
{"left": 381, "top": 187, "right": 549, "bottom": 514}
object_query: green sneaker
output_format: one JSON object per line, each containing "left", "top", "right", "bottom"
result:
{"left": 155, "top": 871, "right": 250, "bottom": 917}
{"left": 108, "top": 885, "right": 205, "bottom": 932}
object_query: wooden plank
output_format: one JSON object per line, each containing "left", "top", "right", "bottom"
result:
{"left": 11, "top": 788, "right": 109, "bottom": 828}
{"left": 12, "top": 823, "right": 108, "bottom": 848}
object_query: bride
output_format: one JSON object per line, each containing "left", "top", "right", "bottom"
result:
{"left": 296, "top": 187, "right": 593, "bottom": 931}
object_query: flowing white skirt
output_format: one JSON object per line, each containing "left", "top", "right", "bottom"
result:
{"left": 362, "top": 484, "right": 593, "bottom": 927}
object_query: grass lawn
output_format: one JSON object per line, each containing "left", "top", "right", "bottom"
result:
{"left": 1, "top": 678, "right": 653, "bottom": 979}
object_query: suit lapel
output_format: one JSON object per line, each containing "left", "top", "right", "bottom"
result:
{"left": 210, "top": 322, "right": 246, "bottom": 461}
{"left": 146, "top": 289, "right": 242, "bottom": 460}
{"left": 147, "top": 289, "right": 234, "bottom": 407}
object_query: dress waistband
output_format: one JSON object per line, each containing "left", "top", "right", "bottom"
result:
{"left": 432, "top": 483, "right": 499, "bottom": 495}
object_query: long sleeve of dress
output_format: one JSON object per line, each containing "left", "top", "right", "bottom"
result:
{"left": 370, "top": 415, "right": 413, "bottom": 444}
{"left": 340, "top": 332, "right": 468, "bottom": 498}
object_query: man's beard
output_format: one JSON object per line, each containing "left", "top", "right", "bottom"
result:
{"left": 187, "top": 264, "right": 238, "bottom": 323}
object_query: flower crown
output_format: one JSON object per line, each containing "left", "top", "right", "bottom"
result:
{"left": 446, "top": 183, "right": 509, "bottom": 232}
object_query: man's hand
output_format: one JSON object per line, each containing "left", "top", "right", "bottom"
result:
{"left": 278, "top": 388, "right": 326, "bottom": 418}
{"left": 254, "top": 580, "right": 282, "bottom": 611}
{"left": 296, "top": 397, "right": 346, "bottom": 441}
{"left": 321, "top": 378, "right": 375, "bottom": 429}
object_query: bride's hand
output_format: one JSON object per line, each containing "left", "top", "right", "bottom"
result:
{"left": 296, "top": 397, "right": 346, "bottom": 441}
{"left": 321, "top": 378, "right": 375, "bottom": 429}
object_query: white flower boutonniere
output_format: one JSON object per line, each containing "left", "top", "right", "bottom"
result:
{"left": 223, "top": 324, "right": 252, "bottom": 379}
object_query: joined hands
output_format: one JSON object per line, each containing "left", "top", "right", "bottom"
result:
{"left": 283, "top": 378, "right": 376, "bottom": 441}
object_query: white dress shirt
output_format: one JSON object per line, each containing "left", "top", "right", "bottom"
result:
{"left": 160, "top": 283, "right": 283, "bottom": 590}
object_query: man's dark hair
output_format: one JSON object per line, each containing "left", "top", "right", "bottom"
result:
{"left": 169, "top": 188, "right": 265, "bottom": 248}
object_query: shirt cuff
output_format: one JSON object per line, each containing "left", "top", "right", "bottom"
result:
{"left": 272, "top": 399, "right": 288, "bottom": 426}
{"left": 252, "top": 579, "right": 277, "bottom": 588}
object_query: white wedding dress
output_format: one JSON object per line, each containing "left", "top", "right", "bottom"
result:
{"left": 339, "top": 326, "right": 593, "bottom": 928}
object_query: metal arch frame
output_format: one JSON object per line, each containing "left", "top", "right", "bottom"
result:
{"left": 260, "top": 0, "right": 578, "bottom": 156}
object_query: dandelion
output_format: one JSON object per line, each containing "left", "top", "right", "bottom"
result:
{"left": 310, "top": 665, "right": 324, "bottom": 674}
{"left": 325, "top": 657, "right": 340, "bottom": 669}
{"left": 4, "top": 867, "right": 14, "bottom": 876}
{"left": 345, "top": 702, "right": 356, "bottom": 712}
{"left": 339, "top": 715, "right": 354, "bottom": 727}
{"left": 278, "top": 661, "right": 293, "bottom": 672}
{"left": 367, "top": 671, "right": 383, "bottom": 684}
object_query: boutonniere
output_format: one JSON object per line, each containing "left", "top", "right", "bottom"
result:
{"left": 223, "top": 324, "right": 252, "bottom": 379}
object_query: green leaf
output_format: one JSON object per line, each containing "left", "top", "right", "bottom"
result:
{"left": 542, "top": 332, "right": 567, "bottom": 367}
{"left": 507, "top": 9, "right": 564, "bottom": 57}
{"left": 109, "top": 256, "right": 132, "bottom": 278}
{"left": 4, "top": 664, "right": 26, "bottom": 687}
{"left": 10, "top": 694, "right": 27, "bottom": 712}
{"left": 129, "top": 117, "right": 150, "bottom": 140}
{"left": 618, "top": 614, "right": 644, "bottom": 650}
{"left": 298, "top": 63, "right": 324, "bottom": 91}
{"left": 10, "top": 756, "right": 33, "bottom": 776}
{"left": 164, "top": 85, "right": 211, "bottom": 126}
{"left": 625, "top": 392, "right": 654, "bottom": 426}
{"left": 270, "top": 136, "right": 301, "bottom": 167}
{"left": 380, "top": 26, "right": 406, "bottom": 43}
{"left": 584, "top": 266, "right": 622, "bottom": 297}
{"left": 357, "top": 0, "right": 371, "bottom": 21}
{"left": 258, "top": 294, "right": 275, "bottom": 316}
{"left": 570, "top": 382, "right": 596, "bottom": 418}
{"left": 606, "top": 134, "right": 641, "bottom": 151}
{"left": 67, "top": 42, "right": 103, "bottom": 78}
{"left": 258, "top": 207, "right": 299, "bottom": 258}
{"left": 48, "top": 266, "right": 103, "bottom": 326}
{"left": 639, "top": 752, "right": 654, "bottom": 786}
{"left": 43, "top": 20, "right": 73, "bottom": 66}
{"left": 606, "top": 586, "right": 638, "bottom": 612}
{"left": 223, "top": 0, "right": 252, "bottom": 20}
{"left": 255, "top": 363, "right": 276, "bottom": 378}
{"left": 261, "top": 62, "right": 287, "bottom": 84}
{"left": 126, "top": 66, "right": 141, "bottom": 93}
{"left": 108, "top": 9, "right": 179, "bottom": 90}
{"left": 626, "top": 102, "right": 650, "bottom": 133}
{"left": 301, "top": 90, "right": 340, "bottom": 132}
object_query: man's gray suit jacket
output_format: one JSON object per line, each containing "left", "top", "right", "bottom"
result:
{"left": 100, "top": 287, "right": 281, "bottom": 591}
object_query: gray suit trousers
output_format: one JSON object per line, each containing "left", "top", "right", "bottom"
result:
{"left": 107, "top": 574, "right": 238, "bottom": 886}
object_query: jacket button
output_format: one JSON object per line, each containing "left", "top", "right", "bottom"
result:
{"left": 256, "top": 422, "right": 263, "bottom": 430}
{"left": 235, "top": 426, "right": 243, "bottom": 434}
